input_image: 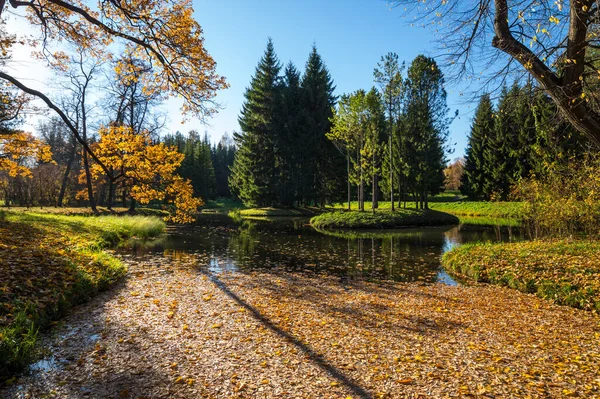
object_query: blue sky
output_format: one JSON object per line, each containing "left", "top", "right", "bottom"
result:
{"left": 181, "top": 0, "right": 476, "bottom": 158}
{"left": 6, "top": 0, "right": 478, "bottom": 158}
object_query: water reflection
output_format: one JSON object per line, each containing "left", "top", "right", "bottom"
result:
{"left": 124, "top": 214, "right": 523, "bottom": 285}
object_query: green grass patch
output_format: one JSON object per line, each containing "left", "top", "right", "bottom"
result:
{"left": 442, "top": 239, "right": 600, "bottom": 312}
{"left": 238, "top": 207, "right": 316, "bottom": 217}
{"left": 310, "top": 209, "right": 459, "bottom": 229}
{"left": 0, "top": 212, "right": 165, "bottom": 378}
{"left": 200, "top": 198, "right": 245, "bottom": 213}
{"left": 457, "top": 216, "right": 522, "bottom": 227}
{"left": 331, "top": 200, "right": 524, "bottom": 219}
{"left": 4, "top": 206, "right": 169, "bottom": 218}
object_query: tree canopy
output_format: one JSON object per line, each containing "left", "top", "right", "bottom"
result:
{"left": 390, "top": 0, "right": 600, "bottom": 146}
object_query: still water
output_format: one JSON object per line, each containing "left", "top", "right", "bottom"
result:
{"left": 124, "top": 214, "right": 523, "bottom": 285}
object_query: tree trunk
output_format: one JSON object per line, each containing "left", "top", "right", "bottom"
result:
{"left": 372, "top": 173, "right": 378, "bottom": 211}
{"left": 82, "top": 148, "right": 97, "bottom": 214}
{"left": 129, "top": 197, "right": 136, "bottom": 214}
{"left": 57, "top": 139, "right": 77, "bottom": 207}
{"left": 347, "top": 151, "right": 351, "bottom": 211}
{"left": 107, "top": 175, "right": 114, "bottom": 211}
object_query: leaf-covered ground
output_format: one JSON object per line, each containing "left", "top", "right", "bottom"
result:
{"left": 0, "top": 212, "right": 165, "bottom": 375}
{"left": 4, "top": 253, "right": 599, "bottom": 398}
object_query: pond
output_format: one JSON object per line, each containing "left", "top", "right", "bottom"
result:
{"left": 122, "top": 214, "right": 524, "bottom": 285}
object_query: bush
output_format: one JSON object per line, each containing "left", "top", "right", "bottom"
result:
{"left": 513, "top": 156, "right": 600, "bottom": 238}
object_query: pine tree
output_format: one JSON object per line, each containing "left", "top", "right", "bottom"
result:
{"left": 230, "top": 39, "right": 282, "bottom": 206}
{"left": 212, "top": 133, "right": 236, "bottom": 198}
{"left": 402, "top": 55, "right": 450, "bottom": 209}
{"left": 195, "top": 133, "right": 216, "bottom": 200}
{"left": 299, "top": 45, "right": 343, "bottom": 206}
{"left": 484, "top": 84, "right": 520, "bottom": 199}
{"left": 461, "top": 94, "right": 494, "bottom": 199}
{"left": 275, "top": 62, "right": 303, "bottom": 206}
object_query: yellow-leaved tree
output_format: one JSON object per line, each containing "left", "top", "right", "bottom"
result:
{"left": 0, "top": 131, "right": 53, "bottom": 177}
{"left": 0, "top": 1, "right": 227, "bottom": 220}
{"left": 80, "top": 126, "right": 202, "bottom": 223}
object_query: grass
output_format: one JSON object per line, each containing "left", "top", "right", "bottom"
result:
{"left": 442, "top": 239, "right": 600, "bottom": 312}
{"left": 331, "top": 201, "right": 524, "bottom": 219}
{"left": 457, "top": 216, "right": 522, "bottom": 227}
{"left": 238, "top": 207, "right": 316, "bottom": 217}
{"left": 310, "top": 209, "right": 459, "bottom": 229}
{"left": 200, "top": 198, "right": 245, "bottom": 213}
{"left": 0, "top": 211, "right": 166, "bottom": 378}
{"left": 3, "top": 206, "right": 169, "bottom": 218}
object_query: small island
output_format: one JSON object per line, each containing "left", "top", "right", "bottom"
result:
{"left": 310, "top": 209, "right": 459, "bottom": 229}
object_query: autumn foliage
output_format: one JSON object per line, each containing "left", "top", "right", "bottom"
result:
{"left": 0, "top": 132, "right": 53, "bottom": 177}
{"left": 81, "top": 126, "right": 203, "bottom": 223}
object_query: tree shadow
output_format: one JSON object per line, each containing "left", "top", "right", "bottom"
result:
{"left": 202, "top": 269, "right": 374, "bottom": 399}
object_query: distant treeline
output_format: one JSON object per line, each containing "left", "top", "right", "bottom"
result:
{"left": 461, "top": 83, "right": 590, "bottom": 201}
{"left": 0, "top": 121, "right": 236, "bottom": 207}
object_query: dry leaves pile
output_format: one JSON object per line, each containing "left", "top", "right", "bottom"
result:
{"left": 3, "top": 253, "right": 600, "bottom": 398}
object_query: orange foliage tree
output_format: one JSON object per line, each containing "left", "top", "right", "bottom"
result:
{"left": 0, "top": 131, "right": 53, "bottom": 178}
{"left": 80, "top": 126, "right": 202, "bottom": 223}
{"left": 0, "top": 0, "right": 227, "bottom": 217}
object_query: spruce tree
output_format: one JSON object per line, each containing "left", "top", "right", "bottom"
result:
{"left": 300, "top": 45, "right": 343, "bottom": 206}
{"left": 230, "top": 39, "right": 282, "bottom": 206}
{"left": 484, "top": 84, "right": 520, "bottom": 199}
{"left": 461, "top": 94, "right": 494, "bottom": 200}
{"left": 275, "top": 62, "right": 303, "bottom": 206}
{"left": 402, "top": 55, "right": 450, "bottom": 209}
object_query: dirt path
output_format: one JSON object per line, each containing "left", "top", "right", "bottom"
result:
{"left": 3, "top": 253, "right": 600, "bottom": 398}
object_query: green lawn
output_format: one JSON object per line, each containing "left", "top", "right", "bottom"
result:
{"left": 331, "top": 201, "right": 524, "bottom": 219}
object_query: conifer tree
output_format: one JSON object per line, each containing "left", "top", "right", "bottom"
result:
{"left": 230, "top": 39, "right": 282, "bottom": 206}
{"left": 275, "top": 62, "right": 303, "bottom": 206}
{"left": 402, "top": 55, "right": 450, "bottom": 209}
{"left": 461, "top": 94, "right": 495, "bottom": 200}
{"left": 300, "top": 45, "right": 343, "bottom": 206}
{"left": 484, "top": 84, "right": 520, "bottom": 199}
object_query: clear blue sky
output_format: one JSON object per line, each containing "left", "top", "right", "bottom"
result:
{"left": 178, "top": 0, "right": 477, "bottom": 159}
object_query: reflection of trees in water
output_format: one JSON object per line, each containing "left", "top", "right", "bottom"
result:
{"left": 138, "top": 216, "right": 524, "bottom": 284}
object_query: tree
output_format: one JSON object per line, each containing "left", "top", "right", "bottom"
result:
{"left": 212, "top": 133, "right": 236, "bottom": 198}
{"left": 0, "top": 132, "right": 53, "bottom": 179}
{"left": 0, "top": 0, "right": 227, "bottom": 214}
{"left": 389, "top": 0, "right": 600, "bottom": 147}
{"left": 363, "top": 88, "right": 386, "bottom": 210}
{"left": 300, "top": 45, "right": 343, "bottom": 206}
{"left": 444, "top": 158, "right": 464, "bottom": 191}
{"left": 37, "top": 117, "right": 79, "bottom": 206}
{"left": 82, "top": 126, "right": 202, "bottom": 223}
{"left": 461, "top": 94, "right": 495, "bottom": 200}
{"left": 275, "top": 62, "right": 303, "bottom": 207}
{"left": 402, "top": 55, "right": 450, "bottom": 209}
{"left": 230, "top": 39, "right": 281, "bottom": 207}
{"left": 374, "top": 52, "right": 404, "bottom": 211}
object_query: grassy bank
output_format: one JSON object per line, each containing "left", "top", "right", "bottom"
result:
{"left": 310, "top": 209, "right": 459, "bottom": 229}
{"left": 200, "top": 198, "right": 245, "bottom": 214}
{"left": 0, "top": 211, "right": 166, "bottom": 378}
{"left": 4, "top": 206, "right": 169, "bottom": 218}
{"left": 442, "top": 239, "right": 600, "bottom": 312}
{"left": 237, "top": 207, "right": 316, "bottom": 217}
{"left": 332, "top": 201, "right": 524, "bottom": 219}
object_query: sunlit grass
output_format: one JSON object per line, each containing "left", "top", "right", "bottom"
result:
{"left": 0, "top": 212, "right": 166, "bottom": 377}
{"left": 442, "top": 239, "right": 600, "bottom": 311}
{"left": 310, "top": 209, "right": 459, "bottom": 229}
